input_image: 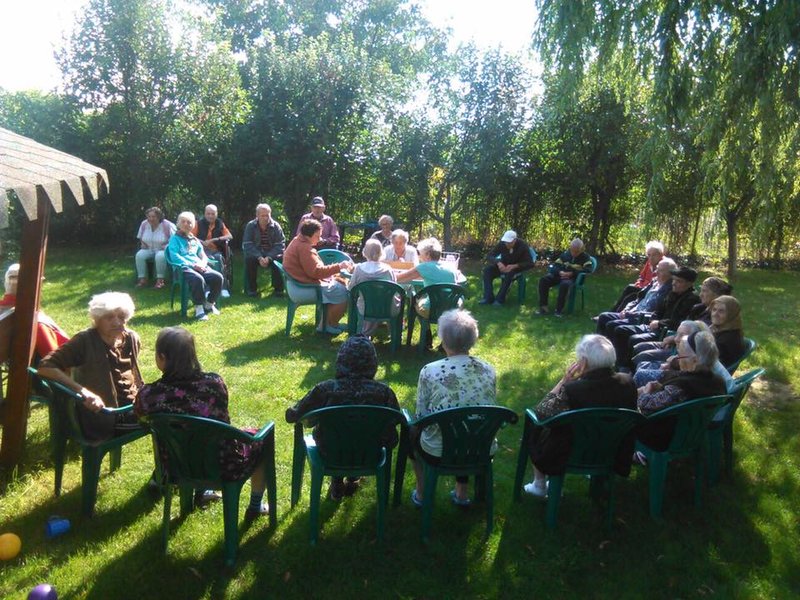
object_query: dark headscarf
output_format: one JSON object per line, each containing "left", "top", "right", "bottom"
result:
{"left": 335, "top": 335, "right": 378, "bottom": 379}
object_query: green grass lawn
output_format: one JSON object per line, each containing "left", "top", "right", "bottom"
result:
{"left": 1, "top": 247, "right": 798, "bottom": 599}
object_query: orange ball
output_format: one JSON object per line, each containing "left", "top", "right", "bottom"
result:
{"left": 0, "top": 532, "right": 21, "bottom": 560}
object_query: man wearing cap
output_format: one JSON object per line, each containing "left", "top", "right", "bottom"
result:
{"left": 610, "top": 265, "right": 700, "bottom": 367}
{"left": 242, "top": 203, "right": 286, "bottom": 297}
{"left": 296, "top": 196, "right": 340, "bottom": 249}
{"left": 537, "top": 238, "right": 593, "bottom": 317}
{"left": 479, "top": 230, "right": 535, "bottom": 306}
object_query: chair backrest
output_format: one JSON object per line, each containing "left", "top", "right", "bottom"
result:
{"left": 416, "top": 283, "right": 467, "bottom": 323}
{"left": 29, "top": 369, "right": 102, "bottom": 446}
{"left": 413, "top": 406, "right": 518, "bottom": 469}
{"left": 350, "top": 280, "right": 406, "bottom": 320}
{"left": 726, "top": 338, "right": 756, "bottom": 375}
{"left": 299, "top": 405, "right": 405, "bottom": 470}
{"left": 529, "top": 247, "right": 538, "bottom": 263}
{"left": 536, "top": 407, "right": 645, "bottom": 472}
{"left": 318, "top": 249, "right": 351, "bottom": 265}
{"left": 143, "top": 413, "right": 256, "bottom": 485}
{"left": 574, "top": 256, "right": 598, "bottom": 287}
{"left": 645, "top": 395, "right": 730, "bottom": 455}
{"left": 729, "top": 367, "right": 765, "bottom": 414}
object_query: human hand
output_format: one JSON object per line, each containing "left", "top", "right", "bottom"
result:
{"left": 194, "top": 264, "right": 208, "bottom": 273}
{"left": 644, "top": 381, "right": 662, "bottom": 394}
{"left": 648, "top": 320, "right": 660, "bottom": 331}
{"left": 340, "top": 261, "right": 354, "bottom": 272}
{"left": 80, "top": 389, "right": 106, "bottom": 412}
{"left": 663, "top": 335, "right": 676, "bottom": 348}
{"left": 559, "top": 271, "right": 572, "bottom": 280}
{"left": 258, "top": 256, "right": 270, "bottom": 267}
{"left": 563, "top": 360, "right": 585, "bottom": 382}
{"left": 202, "top": 239, "right": 215, "bottom": 250}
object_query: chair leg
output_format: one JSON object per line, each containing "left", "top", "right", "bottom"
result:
{"left": 49, "top": 407, "right": 67, "bottom": 497}
{"left": 162, "top": 484, "right": 173, "bottom": 552}
{"left": 545, "top": 475, "right": 564, "bottom": 529}
{"left": 421, "top": 466, "right": 438, "bottom": 543}
{"left": 648, "top": 452, "right": 668, "bottom": 518}
{"left": 693, "top": 450, "right": 705, "bottom": 508}
{"left": 81, "top": 447, "right": 105, "bottom": 517}
{"left": 221, "top": 483, "right": 243, "bottom": 567}
{"left": 264, "top": 432, "right": 278, "bottom": 528}
{"left": 376, "top": 462, "right": 388, "bottom": 541}
{"left": 179, "top": 483, "right": 194, "bottom": 516}
{"left": 605, "top": 475, "right": 616, "bottom": 531}
{"left": 513, "top": 422, "right": 532, "bottom": 502}
{"left": 285, "top": 302, "right": 296, "bottom": 336}
{"left": 708, "top": 429, "right": 722, "bottom": 486}
{"left": 109, "top": 446, "right": 122, "bottom": 472}
{"left": 308, "top": 464, "right": 325, "bottom": 545}
{"left": 291, "top": 427, "right": 305, "bottom": 508}
{"left": 484, "top": 467, "right": 494, "bottom": 538}
{"left": 393, "top": 438, "right": 408, "bottom": 507}
{"left": 723, "top": 422, "right": 734, "bottom": 478}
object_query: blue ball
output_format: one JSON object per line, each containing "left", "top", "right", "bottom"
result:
{"left": 28, "top": 584, "right": 58, "bottom": 600}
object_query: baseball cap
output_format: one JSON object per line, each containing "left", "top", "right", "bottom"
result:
{"left": 311, "top": 197, "right": 325, "bottom": 207}
{"left": 500, "top": 230, "right": 517, "bottom": 243}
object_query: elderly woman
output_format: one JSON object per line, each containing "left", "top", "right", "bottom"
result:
{"left": 411, "top": 309, "right": 495, "bottom": 507}
{"left": 135, "top": 327, "right": 269, "bottom": 517}
{"left": 286, "top": 336, "right": 400, "bottom": 500}
{"left": 38, "top": 292, "right": 142, "bottom": 441}
{"left": 636, "top": 330, "right": 727, "bottom": 452}
{"left": 369, "top": 215, "right": 394, "bottom": 247}
{"left": 382, "top": 229, "right": 418, "bottom": 265}
{"left": 396, "top": 237, "right": 453, "bottom": 287}
{"left": 282, "top": 219, "right": 353, "bottom": 334}
{"left": 710, "top": 295, "right": 746, "bottom": 368}
{"left": 523, "top": 335, "right": 637, "bottom": 497}
{"left": 135, "top": 207, "right": 176, "bottom": 289}
{"left": 347, "top": 239, "right": 398, "bottom": 336}
{"left": 166, "top": 211, "right": 224, "bottom": 321}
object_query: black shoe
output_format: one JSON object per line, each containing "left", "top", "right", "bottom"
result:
{"left": 244, "top": 504, "right": 269, "bottom": 520}
{"left": 343, "top": 477, "right": 363, "bottom": 497}
{"left": 328, "top": 479, "right": 345, "bottom": 501}
{"left": 194, "top": 489, "right": 222, "bottom": 507}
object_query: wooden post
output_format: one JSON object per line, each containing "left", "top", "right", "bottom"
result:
{"left": 0, "top": 191, "right": 49, "bottom": 467}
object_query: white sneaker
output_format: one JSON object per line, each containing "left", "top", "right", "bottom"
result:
{"left": 221, "top": 289, "right": 231, "bottom": 298}
{"left": 204, "top": 303, "right": 221, "bottom": 315}
{"left": 523, "top": 480, "right": 548, "bottom": 498}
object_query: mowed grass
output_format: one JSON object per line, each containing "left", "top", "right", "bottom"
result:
{"left": 1, "top": 246, "right": 798, "bottom": 599}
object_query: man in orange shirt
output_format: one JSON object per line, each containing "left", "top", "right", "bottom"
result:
{"left": 192, "top": 204, "right": 233, "bottom": 297}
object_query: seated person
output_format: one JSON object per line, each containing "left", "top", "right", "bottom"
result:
{"left": 636, "top": 330, "right": 726, "bottom": 452}
{"left": 285, "top": 335, "right": 400, "bottom": 500}
{"left": 710, "top": 295, "right": 746, "bottom": 368}
{"left": 37, "top": 292, "right": 142, "bottom": 441}
{"left": 369, "top": 215, "right": 394, "bottom": 247}
{"left": 537, "top": 238, "right": 592, "bottom": 317}
{"left": 347, "top": 239, "right": 398, "bottom": 336}
{"left": 135, "top": 206, "right": 176, "bottom": 289}
{"left": 192, "top": 204, "right": 233, "bottom": 298}
{"left": 282, "top": 219, "right": 353, "bottom": 334}
{"left": 523, "top": 334, "right": 637, "bottom": 497}
{"left": 596, "top": 240, "right": 664, "bottom": 316}
{"left": 689, "top": 277, "right": 733, "bottom": 324}
{"left": 381, "top": 229, "right": 418, "bottom": 265}
{"left": 167, "top": 212, "right": 224, "bottom": 321}
{"left": 242, "top": 203, "right": 286, "bottom": 298}
{"left": 295, "top": 196, "right": 340, "bottom": 249}
{"left": 135, "top": 326, "right": 270, "bottom": 517}
{"left": 479, "top": 230, "right": 535, "bottom": 306}
{"left": 411, "top": 309, "right": 495, "bottom": 507}
{"left": 596, "top": 257, "right": 676, "bottom": 338}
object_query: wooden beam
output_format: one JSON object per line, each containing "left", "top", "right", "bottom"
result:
{"left": 0, "top": 190, "right": 49, "bottom": 467}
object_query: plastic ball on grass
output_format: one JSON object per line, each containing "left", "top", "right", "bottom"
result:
{"left": 0, "top": 532, "right": 21, "bottom": 560}
{"left": 28, "top": 584, "right": 58, "bottom": 600}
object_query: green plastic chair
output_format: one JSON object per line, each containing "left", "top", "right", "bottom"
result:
{"left": 165, "top": 246, "right": 223, "bottom": 318}
{"left": 142, "top": 413, "right": 276, "bottom": 567}
{"left": 394, "top": 405, "right": 518, "bottom": 542}
{"left": 501, "top": 247, "right": 537, "bottom": 304}
{"left": 513, "top": 407, "right": 645, "bottom": 529}
{"left": 405, "top": 283, "right": 467, "bottom": 353}
{"left": 347, "top": 280, "right": 407, "bottom": 352}
{"left": 708, "top": 368, "right": 764, "bottom": 484}
{"left": 725, "top": 338, "right": 756, "bottom": 376}
{"left": 273, "top": 261, "right": 328, "bottom": 335}
{"left": 564, "top": 255, "right": 598, "bottom": 314}
{"left": 637, "top": 394, "right": 730, "bottom": 518}
{"left": 318, "top": 248, "right": 352, "bottom": 265}
{"left": 289, "top": 405, "right": 406, "bottom": 544}
{"left": 28, "top": 368, "right": 149, "bottom": 517}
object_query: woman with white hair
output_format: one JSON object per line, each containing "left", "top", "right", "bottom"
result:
{"left": 369, "top": 215, "right": 395, "bottom": 247}
{"left": 166, "top": 211, "right": 224, "bottom": 321}
{"left": 523, "top": 334, "right": 638, "bottom": 498}
{"left": 411, "top": 309, "right": 495, "bottom": 507}
{"left": 38, "top": 292, "right": 143, "bottom": 441}
{"left": 382, "top": 229, "right": 418, "bottom": 265}
{"left": 347, "top": 239, "right": 398, "bottom": 335}
{"left": 396, "top": 237, "right": 453, "bottom": 286}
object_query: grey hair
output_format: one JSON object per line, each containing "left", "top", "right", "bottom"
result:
{"left": 204, "top": 204, "right": 218, "bottom": 214}
{"left": 4, "top": 263, "right": 19, "bottom": 293}
{"left": 681, "top": 330, "right": 719, "bottom": 369}
{"left": 645, "top": 240, "right": 665, "bottom": 254}
{"left": 391, "top": 229, "right": 409, "bottom": 243}
{"left": 378, "top": 214, "right": 394, "bottom": 227}
{"left": 575, "top": 334, "right": 616, "bottom": 370}
{"left": 417, "top": 237, "right": 442, "bottom": 261}
{"left": 89, "top": 292, "right": 135, "bottom": 323}
{"left": 256, "top": 203, "right": 271, "bottom": 214}
{"left": 177, "top": 211, "right": 196, "bottom": 227}
{"left": 437, "top": 309, "right": 479, "bottom": 354}
{"left": 570, "top": 238, "right": 584, "bottom": 251}
{"left": 656, "top": 257, "right": 677, "bottom": 271}
{"left": 362, "top": 239, "right": 383, "bottom": 261}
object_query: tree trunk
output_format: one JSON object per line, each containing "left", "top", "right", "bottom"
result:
{"left": 726, "top": 209, "right": 738, "bottom": 279}
{"left": 442, "top": 183, "right": 453, "bottom": 250}
{"left": 689, "top": 198, "right": 703, "bottom": 260}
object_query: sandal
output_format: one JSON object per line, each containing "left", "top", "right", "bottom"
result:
{"left": 136, "top": 278, "right": 147, "bottom": 288}
{"left": 153, "top": 278, "right": 165, "bottom": 289}
{"left": 450, "top": 490, "right": 472, "bottom": 507}
{"left": 633, "top": 451, "right": 648, "bottom": 466}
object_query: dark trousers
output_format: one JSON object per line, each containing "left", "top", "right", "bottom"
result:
{"left": 482, "top": 264, "right": 532, "bottom": 303}
{"left": 596, "top": 311, "right": 626, "bottom": 336}
{"left": 538, "top": 273, "right": 574, "bottom": 312}
{"left": 245, "top": 255, "right": 284, "bottom": 294}
{"left": 183, "top": 268, "right": 223, "bottom": 306}
{"left": 611, "top": 323, "right": 649, "bottom": 367}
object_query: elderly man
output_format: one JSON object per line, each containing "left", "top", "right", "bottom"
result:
{"left": 369, "top": 215, "right": 394, "bottom": 247}
{"left": 479, "top": 230, "right": 534, "bottom": 306}
{"left": 192, "top": 204, "right": 233, "bottom": 297}
{"left": 295, "top": 196, "right": 340, "bottom": 249}
{"left": 242, "top": 203, "right": 286, "bottom": 297}
{"left": 537, "top": 238, "right": 593, "bottom": 317}
{"left": 595, "top": 241, "right": 665, "bottom": 318}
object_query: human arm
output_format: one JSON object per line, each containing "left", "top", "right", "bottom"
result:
{"left": 396, "top": 266, "right": 421, "bottom": 283}
{"left": 321, "top": 217, "right": 340, "bottom": 247}
{"left": 285, "top": 383, "right": 328, "bottom": 423}
{"left": 38, "top": 336, "right": 106, "bottom": 412}
{"left": 637, "top": 383, "right": 687, "bottom": 415}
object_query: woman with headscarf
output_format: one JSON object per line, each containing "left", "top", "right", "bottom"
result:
{"left": 709, "top": 295, "right": 746, "bottom": 368}
{"left": 285, "top": 336, "right": 400, "bottom": 500}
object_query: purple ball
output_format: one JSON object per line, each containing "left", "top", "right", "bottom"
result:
{"left": 28, "top": 584, "right": 58, "bottom": 600}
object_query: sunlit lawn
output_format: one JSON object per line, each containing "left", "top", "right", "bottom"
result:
{"left": 1, "top": 246, "right": 798, "bottom": 599}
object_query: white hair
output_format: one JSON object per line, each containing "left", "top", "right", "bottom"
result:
{"left": 256, "top": 203, "right": 271, "bottom": 214}
{"left": 204, "top": 204, "right": 218, "bottom": 214}
{"left": 681, "top": 330, "right": 719, "bottom": 369}
{"left": 391, "top": 229, "right": 409, "bottom": 243}
{"left": 417, "top": 237, "right": 442, "bottom": 261}
{"left": 645, "top": 240, "right": 665, "bottom": 254}
{"left": 4, "top": 263, "right": 19, "bottom": 294}
{"left": 656, "top": 257, "right": 677, "bottom": 271}
{"left": 570, "top": 238, "right": 584, "bottom": 251}
{"left": 88, "top": 292, "right": 135, "bottom": 323}
{"left": 437, "top": 309, "right": 479, "bottom": 354}
{"left": 378, "top": 215, "right": 394, "bottom": 227}
{"left": 575, "top": 334, "right": 616, "bottom": 370}
{"left": 362, "top": 239, "right": 383, "bottom": 261}
{"left": 177, "top": 211, "right": 196, "bottom": 227}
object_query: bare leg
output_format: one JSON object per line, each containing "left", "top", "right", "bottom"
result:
{"left": 327, "top": 301, "right": 348, "bottom": 327}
